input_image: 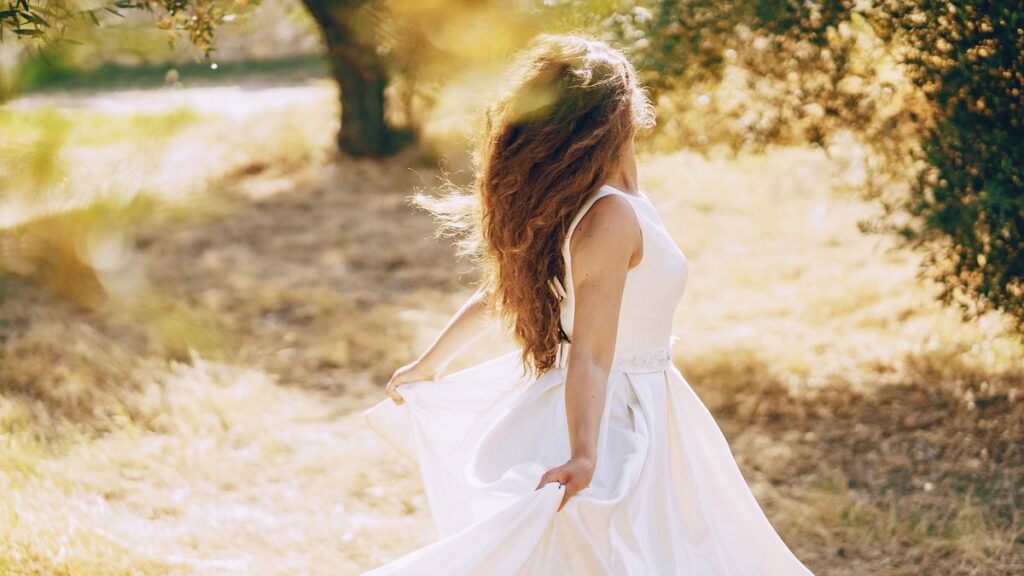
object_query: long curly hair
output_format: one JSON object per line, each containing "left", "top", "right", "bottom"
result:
{"left": 413, "top": 33, "right": 656, "bottom": 379}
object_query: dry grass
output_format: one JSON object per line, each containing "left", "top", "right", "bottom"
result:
{"left": 0, "top": 84, "right": 1021, "bottom": 575}
{"left": 643, "top": 148, "right": 1023, "bottom": 575}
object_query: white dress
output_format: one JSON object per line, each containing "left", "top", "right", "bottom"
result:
{"left": 361, "top": 185, "right": 815, "bottom": 575}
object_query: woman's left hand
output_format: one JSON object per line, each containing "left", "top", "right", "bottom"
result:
{"left": 535, "top": 456, "right": 595, "bottom": 512}
{"left": 385, "top": 360, "right": 440, "bottom": 405}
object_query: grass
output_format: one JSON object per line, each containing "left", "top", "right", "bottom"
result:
{"left": 0, "top": 107, "right": 202, "bottom": 147}
{"left": 640, "top": 148, "right": 1022, "bottom": 573}
{"left": 0, "top": 82, "right": 1021, "bottom": 574}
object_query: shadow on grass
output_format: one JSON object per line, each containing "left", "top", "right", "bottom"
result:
{"left": 17, "top": 54, "right": 329, "bottom": 94}
{"left": 681, "top": 347, "right": 1023, "bottom": 575}
{"left": 0, "top": 148, "right": 451, "bottom": 441}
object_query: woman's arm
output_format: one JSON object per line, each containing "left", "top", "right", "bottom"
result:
{"left": 416, "top": 286, "right": 496, "bottom": 375}
{"left": 535, "top": 194, "right": 642, "bottom": 510}
{"left": 386, "top": 286, "right": 496, "bottom": 404}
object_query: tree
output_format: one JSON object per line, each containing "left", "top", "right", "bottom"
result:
{"left": 299, "top": 0, "right": 406, "bottom": 156}
{"left": 872, "top": 1, "right": 1023, "bottom": 328}
{"left": 1, "top": 0, "right": 405, "bottom": 157}
{"left": 599, "top": 0, "right": 1024, "bottom": 331}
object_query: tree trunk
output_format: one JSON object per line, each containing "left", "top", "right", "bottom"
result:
{"left": 301, "top": 0, "right": 401, "bottom": 157}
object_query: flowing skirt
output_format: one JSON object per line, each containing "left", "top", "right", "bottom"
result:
{"left": 361, "top": 350, "right": 814, "bottom": 575}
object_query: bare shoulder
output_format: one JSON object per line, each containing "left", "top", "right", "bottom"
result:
{"left": 570, "top": 194, "right": 642, "bottom": 267}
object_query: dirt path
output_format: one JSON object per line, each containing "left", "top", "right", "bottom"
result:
{"left": 8, "top": 358, "right": 427, "bottom": 574}
{"left": 3, "top": 82, "right": 472, "bottom": 575}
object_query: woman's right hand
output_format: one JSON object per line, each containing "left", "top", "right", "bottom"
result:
{"left": 385, "top": 359, "right": 441, "bottom": 405}
{"left": 535, "top": 455, "right": 596, "bottom": 512}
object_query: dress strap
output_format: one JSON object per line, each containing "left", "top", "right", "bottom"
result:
{"left": 548, "top": 187, "right": 615, "bottom": 304}
{"left": 559, "top": 185, "right": 641, "bottom": 284}
{"left": 551, "top": 185, "right": 643, "bottom": 347}
{"left": 561, "top": 186, "right": 622, "bottom": 266}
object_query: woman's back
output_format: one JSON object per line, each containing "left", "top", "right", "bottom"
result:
{"left": 557, "top": 184, "right": 689, "bottom": 355}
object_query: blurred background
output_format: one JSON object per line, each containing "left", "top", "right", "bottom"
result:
{"left": 0, "top": 1, "right": 1021, "bottom": 574}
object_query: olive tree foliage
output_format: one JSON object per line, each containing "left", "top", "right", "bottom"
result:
{"left": 593, "top": 0, "right": 1023, "bottom": 331}
{"left": 0, "top": 0, "right": 254, "bottom": 103}
{"left": 880, "top": 2, "right": 1023, "bottom": 329}
{"left": 0, "top": 0, "right": 246, "bottom": 54}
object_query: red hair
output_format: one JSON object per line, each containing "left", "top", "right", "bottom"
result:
{"left": 414, "top": 33, "right": 655, "bottom": 378}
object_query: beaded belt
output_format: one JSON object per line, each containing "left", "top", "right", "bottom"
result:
{"left": 553, "top": 341, "right": 674, "bottom": 373}
{"left": 547, "top": 276, "right": 677, "bottom": 373}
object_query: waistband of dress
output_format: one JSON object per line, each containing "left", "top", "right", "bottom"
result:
{"left": 554, "top": 340, "right": 675, "bottom": 373}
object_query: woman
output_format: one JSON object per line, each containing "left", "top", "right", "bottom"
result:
{"left": 362, "top": 34, "right": 815, "bottom": 575}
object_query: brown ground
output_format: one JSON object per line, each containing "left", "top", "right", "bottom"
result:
{"left": 0, "top": 83, "right": 1021, "bottom": 575}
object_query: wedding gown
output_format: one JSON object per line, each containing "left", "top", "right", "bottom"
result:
{"left": 361, "top": 185, "right": 815, "bottom": 575}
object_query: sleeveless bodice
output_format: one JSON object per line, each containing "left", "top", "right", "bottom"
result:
{"left": 556, "top": 185, "right": 688, "bottom": 357}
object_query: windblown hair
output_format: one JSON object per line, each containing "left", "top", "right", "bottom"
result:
{"left": 413, "top": 34, "right": 656, "bottom": 379}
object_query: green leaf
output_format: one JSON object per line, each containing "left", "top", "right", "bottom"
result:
{"left": 22, "top": 11, "right": 51, "bottom": 27}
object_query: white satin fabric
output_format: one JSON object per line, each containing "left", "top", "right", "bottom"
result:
{"left": 362, "top": 185, "right": 814, "bottom": 575}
